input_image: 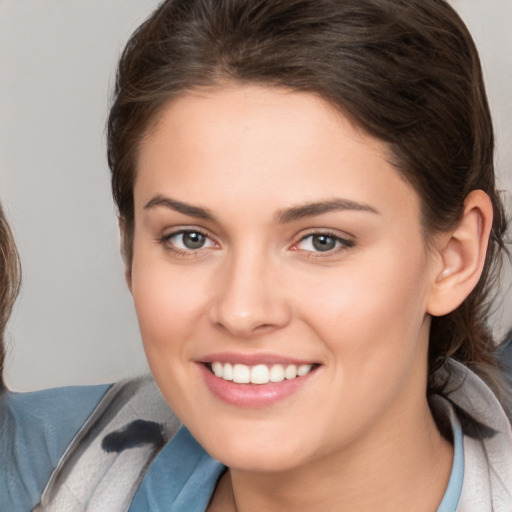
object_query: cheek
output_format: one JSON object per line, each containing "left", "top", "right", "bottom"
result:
{"left": 308, "top": 262, "right": 425, "bottom": 326}
{"left": 129, "top": 254, "right": 212, "bottom": 412}
{"left": 297, "top": 245, "right": 431, "bottom": 370}
{"left": 130, "top": 250, "right": 208, "bottom": 357}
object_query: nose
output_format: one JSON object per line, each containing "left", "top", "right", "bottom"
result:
{"left": 208, "top": 247, "right": 291, "bottom": 338}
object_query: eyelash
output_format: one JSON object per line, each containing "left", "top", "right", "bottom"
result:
{"left": 158, "top": 228, "right": 354, "bottom": 258}
{"left": 292, "top": 231, "right": 354, "bottom": 256}
{"left": 159, "top": 228, "right": 217, "bottom": 257}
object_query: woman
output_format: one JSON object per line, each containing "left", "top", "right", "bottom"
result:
{"left": 4, "top": 0, "right": 512, "bottom": 510}
{"left": 103, "top": 0, "right": 511, "bottom": 510}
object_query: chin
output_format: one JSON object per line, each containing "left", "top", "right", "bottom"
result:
{"left": 215, "top": 445, "right": 306, "bottom": 474}
{"left": 191, "top": 420, "right": 314, "bottom": 473}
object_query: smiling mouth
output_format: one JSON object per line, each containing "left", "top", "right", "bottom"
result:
{"left": 208, "top": 362, "right": 317, "bottom": 385}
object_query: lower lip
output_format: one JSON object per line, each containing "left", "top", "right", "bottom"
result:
{"left": 198, "top": 363, "right": 316, "bottom": 408}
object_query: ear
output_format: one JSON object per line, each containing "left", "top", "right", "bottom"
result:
{"left": 427, "top": 190, "right": 493, "bottom": 317}
{"left": 118, "top": 217, "right": 133, "bottom": 293}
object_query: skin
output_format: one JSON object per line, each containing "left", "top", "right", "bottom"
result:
{"left": 128, "top": 84, "right": 456, "bottom": 511}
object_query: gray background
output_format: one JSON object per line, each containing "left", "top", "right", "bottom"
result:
{"left": 1, "top": 0, "right": 511, "bottom": 391}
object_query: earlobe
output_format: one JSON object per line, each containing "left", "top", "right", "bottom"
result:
{"left": 427, "top": 190, "right": 493, "bottom": 317}
{"left": 118, "top": 217, "right": 133, "bottom": 294}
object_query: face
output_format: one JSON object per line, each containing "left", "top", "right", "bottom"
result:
{"left": 130, "top": 85, "right": 440, "bottom": 473}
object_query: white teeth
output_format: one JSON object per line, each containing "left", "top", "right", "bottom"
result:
{"left": 232, "top": 364, "right": 250, "bottom": 384}
{"left": 284, "top": 364, "right": 297, "bottom": 380}
{"left": 297, "top": 364, "right": 313, "bottom": 376}
{"left": 210, "top": 362, "right": 314, "bottom": 384}
{"left": 223, "top": 363, "right": 233, "bottom": 381}
{"left": 250, "top": 364, "right": 270, "bottom": 384}
{"left": 269, "top": 364, "right": 285, "bottom": 383}
{"left": 211, "top": 362, "right": 223, "bottom": 378}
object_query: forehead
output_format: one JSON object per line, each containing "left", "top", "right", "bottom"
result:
{"left": 135, "top": 84, "right": 419, "bottom": 222}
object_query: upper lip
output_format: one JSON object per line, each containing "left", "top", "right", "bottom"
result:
{"left": 198, "top": 352, "right": 319, "bottom": 366}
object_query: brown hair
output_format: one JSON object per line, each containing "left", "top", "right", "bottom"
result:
{"left": 107, "top": 0, "right": 508, "bottom": 399}
{"left": 0, "top": 204, "right": 21, "bottom": 389}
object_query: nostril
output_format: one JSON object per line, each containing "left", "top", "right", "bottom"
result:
{"left": 213, "top": 317, "right": 285, "bottom": 337}
{"left": 254, "top": 323, "right": 277, "bottom": 332}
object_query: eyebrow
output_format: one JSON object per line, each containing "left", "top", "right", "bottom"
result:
{"left": 144, "top": 195, "right": 216, "bottom": 221}
{"left": 143, "top": 195, "right": 378, "bottom": 224}
{"left": 275, "top": 199, "right": 379, "bottom": 223}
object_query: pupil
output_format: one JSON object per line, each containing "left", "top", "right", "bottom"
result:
{"left": 183, "top": 232, "right": 205, "bottom": 249}
{"left": 312, "top": 235, "right": 336, "bottom": 252}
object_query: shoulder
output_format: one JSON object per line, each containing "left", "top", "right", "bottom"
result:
{"left": 30, "top": 375, "right": 224, "bottom": 512}
{"left": 436, "top": 359, "right": 512, "bottom": 512}
{"left": 35, "top": 374, "right": 182, "bottom": 511}
{"left": 0, "top": 383, "right": 110, "bottom": 511}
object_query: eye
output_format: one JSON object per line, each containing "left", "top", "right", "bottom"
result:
{"left": 294, "top": 232, "right": 353, "bottom": 253}
{"left": 162, "top": 229, "right": 215, "bottom": 251}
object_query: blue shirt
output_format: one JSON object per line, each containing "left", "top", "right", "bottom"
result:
{"left": 437, "top": 409, "right": 464, "bottom": 512}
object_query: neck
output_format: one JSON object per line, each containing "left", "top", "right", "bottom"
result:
{"left": 210, "top": 398, "right": 453, "bottom": 512}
